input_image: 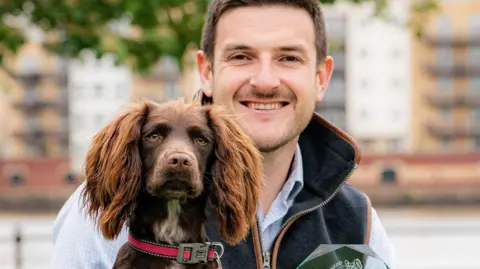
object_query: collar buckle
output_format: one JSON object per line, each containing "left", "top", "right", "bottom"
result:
{"left": 177, "top": 243, "right": 210, "bottom": 264}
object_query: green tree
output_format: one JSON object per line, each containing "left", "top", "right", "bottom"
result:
{"left": 0, "top": 0, "right": 439, "bottom": 74}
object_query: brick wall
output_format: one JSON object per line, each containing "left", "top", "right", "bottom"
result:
{"left": 349, "top": 153, "right": 480, "bottom": 204}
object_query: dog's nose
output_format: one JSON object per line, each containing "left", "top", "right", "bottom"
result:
{"left": 166, "top": 153, "right": 193, "bottom": 168}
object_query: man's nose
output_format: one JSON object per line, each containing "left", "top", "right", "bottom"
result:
{"left": 249, "top": 60, "right": 280, "bottom": 91}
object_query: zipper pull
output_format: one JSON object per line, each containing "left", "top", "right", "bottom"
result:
{"left": 262, "top": 251, "right": 271, "bottom": 269}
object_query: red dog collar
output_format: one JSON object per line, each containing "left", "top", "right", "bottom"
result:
{"left": 127, "top": 234, "right": 224, "bottom": 264}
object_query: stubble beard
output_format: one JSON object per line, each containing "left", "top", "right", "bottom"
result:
{"left": 255, "top": 104, "right": 313, "bottom": 154}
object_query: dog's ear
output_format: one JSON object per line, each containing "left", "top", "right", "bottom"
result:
{"left": 81, "top": 101, "right": 152, "bottom": 240}
{"left": 206, "top": 105, "right": 264, "bottom": 245}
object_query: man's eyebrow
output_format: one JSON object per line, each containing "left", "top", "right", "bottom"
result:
{"left": 276, "top": 45, "right": 308, "bottom": 55}
{"left": 222, "top": 44, "right": 253, "bottom": 53}
{"left": 221, "top": 43, "right": 309, "bottom": 56}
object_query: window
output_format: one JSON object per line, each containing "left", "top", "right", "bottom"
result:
{"left": 64, "top": 172, "right": 77, "bottom": 184}
{"left": 437, "top": 47, "right": 453, "bottom": 65}
{"left": 392, "top": 78, "right": 401, "bottom": 88}
{"left": 329, "top": 78, "right": 345, "bottom": 94}
{"left": 95, "top": 114, "right": 104, "bottom": 128}
{"left": 361, "top": 80, "right": 368, "bottom": 90}
{"left": 359, "top": 49, "right": 368, "bottom": 58}
{"left": 320, "top": 110, "right": 345, "bottom": 127}
{"left": 468, "top": 46, "right": 480, "bottom": 65}
{"left": 472, "top": 137, "right": 480, "bottom": 149}
{"left": 436, "top": 15, "right": 453, "bottom": 64}
{"left": 469, "top": 14, "right": 480, "bottom": 37}
{"left": 471, "top": 109, "right": 480, "bottom": 125}
{"left": 27, "top": 145, "right": 39, "bottom": 157}
{"left": 391, "top": 109, "right": 401, "bottom": 120}
{"left": 389, "top": 139, "right": 402, "bottom": 152}
{"left": 439, "top": 108, "right": 451, "bottom": 119}
{"left": 10, "top": 172, "right": 23, "bottom": 187}
{"left": 326, "top": 18, "right": 344, "bottom": 34}
{"left": 116, "top": 83, "right": 125, "bottom": 98}
{"left": 94, "top": 84, "right": 103, "bottom": 98}
{"left": 360, "top": 109, "right": 368, "bottom": 119}
{"left": 360, "top": 139, "right": 373, "bottom": 151}
{"left": 18, "top": 50, "right": 40, "bottom": 74}
{"left": 439, "top": 136, "right": 451, "bottom": 151}
{"left": 27, "top": 119, "right": 40, "bottom": 132}
{"left": 470, "top": 78, "right": 480, "bottom": 93}
{"left": 73, "top": 84, "right": 83, "bottom": 98}
{"left": 391, "top": 48, "right": 401, "bottom": 58}
{"left": 438, "top": 77, "right": 452, "bottom": 92}
{"left": 165, "top": 82, "right": 179, "bottom": 100}
{"left": 75, "top": 145, "right": 85, "bottom": 158}
{"left": 74, "top": 115, "right": 83, "bottom": 129}
{"left": 437, "top": 15, "right": 452, "bottom": 37}
{"left": 381, "top": 168, "right": 397, "bottom": 183}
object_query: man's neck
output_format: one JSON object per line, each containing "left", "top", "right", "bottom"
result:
{"left": 260, "top": 138, "right": 299, "bottom": 215}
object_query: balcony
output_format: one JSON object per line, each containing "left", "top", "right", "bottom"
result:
{"left": 427, "top": 122, "right": 480, "bottom": 137}
{"left": 427, "top": 63, "right": 480, "bottom": 77}
{"left": 13, "top": 96, "right": 68, "bottom": 112}
{"left": 425, "top": 92, "right": 480, "bottom": 108}
{"left": 14, "top": 122, "right": 69, "bottom": 142}
{"left": 424, "top": 34, "right": 480, "bottom": 47}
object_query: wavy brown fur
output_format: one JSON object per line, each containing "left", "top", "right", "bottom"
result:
{"left": 205, "top": 104, "right": 263, "bottom": 244}
{"left": 80, "top": 99, "right": 264, "bottom": 268}
{"left": 82, "top": 102, "right": 151, "bottom": 240}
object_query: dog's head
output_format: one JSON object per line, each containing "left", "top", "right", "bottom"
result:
{"left": 81, "top": 99, "right": 263, "bottom": 245}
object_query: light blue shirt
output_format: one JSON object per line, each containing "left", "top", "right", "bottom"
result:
{"left": 52, "top": 144, "right": 395, "bottom": 268}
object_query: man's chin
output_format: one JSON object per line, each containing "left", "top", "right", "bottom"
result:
{"left": 252, "top": 136, "right": 295, "bottom": 153}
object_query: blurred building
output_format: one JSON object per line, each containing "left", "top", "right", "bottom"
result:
{"left": 131, "top": 56, "right": 181, "bottom": 103}
{"left": 0, "top": 16, "right": 69, "bottom": 159}
{"left": 0, "top": 71, "right": 15, "bottom": 158}
{"left": 345, "top": 0, "right": 411, "bottom": 154}
{"left": 349, "top": 152, "right": 480, "bottom": 204}
{"left": 320, "top": 1, "right": 411, "bottom": 154}
{"left": 180, "top": 44, "right": 203, "bottom": 100}
{"left": 0, "top": 157, "right": 80, "bottom": 210}
{"left": 6, "top": 43, "right": 69, "bottom": 158}
{"left": 68, "top": 54, "right": 182, "bottom": 173}
{"left": 317, "top": 7, "right": 348, "bottom": 131}
{"left": 411, "top": 0, "right": 480, "bottom": 153}
{"left": 68, "top": 51, "right": 132, "bottom": 173}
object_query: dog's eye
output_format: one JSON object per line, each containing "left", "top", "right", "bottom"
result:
{"left": 195, "top": 137, "right": 208, "bottom": 146}
{"left": 147, "top": 133, "right": 162, "bottom": 142}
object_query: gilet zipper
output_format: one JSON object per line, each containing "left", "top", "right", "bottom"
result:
{"left": 256, "top": 164, "right": 357, "bottom": 269}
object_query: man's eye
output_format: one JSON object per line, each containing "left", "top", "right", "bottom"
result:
{"left": 280, "top": 55, "right": 300, "bottom": 62}
{"left": 230, "top": 54, "right": 250, "bottom": 61}
{"left": 195, "top": 137, "right": 208, "bottom": 145}
{"left": 147, "top": 133, "right": 162, "bottom": 142}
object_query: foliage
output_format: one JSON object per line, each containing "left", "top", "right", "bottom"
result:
{"left": 0, "top": 0, "right": 439, "bottom": 74}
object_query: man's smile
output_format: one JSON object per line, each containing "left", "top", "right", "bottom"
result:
{"left": 240, "top": 101, "right": 289, "bottom": 111}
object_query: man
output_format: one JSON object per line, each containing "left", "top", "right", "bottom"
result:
{"left": 52, "top": 0, "right": 395, "bottom": 268}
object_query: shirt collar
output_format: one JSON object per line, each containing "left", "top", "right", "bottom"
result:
{"left": 283, "top": 144, "right": 304, "bottom": 203}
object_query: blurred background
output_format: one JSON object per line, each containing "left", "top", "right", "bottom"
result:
{"left": 0, "top": 0, "right": 479, "bottom": 268}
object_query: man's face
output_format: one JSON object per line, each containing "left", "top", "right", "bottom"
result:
{"left": 197, "top": 5, "right": 333, "bottom": 152}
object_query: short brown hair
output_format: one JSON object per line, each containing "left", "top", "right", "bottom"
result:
{"left": 201, "top": 0, "right": 328, "bottom": 64}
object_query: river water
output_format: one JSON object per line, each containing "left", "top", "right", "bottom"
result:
{"left": 0, "top": 206, "right": 479, "bottom": 269}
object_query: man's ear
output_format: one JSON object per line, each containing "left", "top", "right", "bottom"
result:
{"left": 196, "top": 50, "right": 213, "bottom": 98}
{"left": 315, "top": 56, "right": 334, "bottom": 102}
{"left": 192, "top": 88, "right": 213, "bottom": 106}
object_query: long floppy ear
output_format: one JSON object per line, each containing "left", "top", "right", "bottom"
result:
{"left": 206, "top": 104, "right": 264, "bottom": 245}
{"left": 81, "top": 102, "right": 151, "bottom": 240}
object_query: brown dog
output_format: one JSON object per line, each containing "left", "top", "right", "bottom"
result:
{"left": 81, "top": 99, "right": 264, "bottom": 268}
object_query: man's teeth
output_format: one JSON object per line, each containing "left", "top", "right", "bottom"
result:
{"left": 247, "top": 102, "right": 283, "bottom": 110}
